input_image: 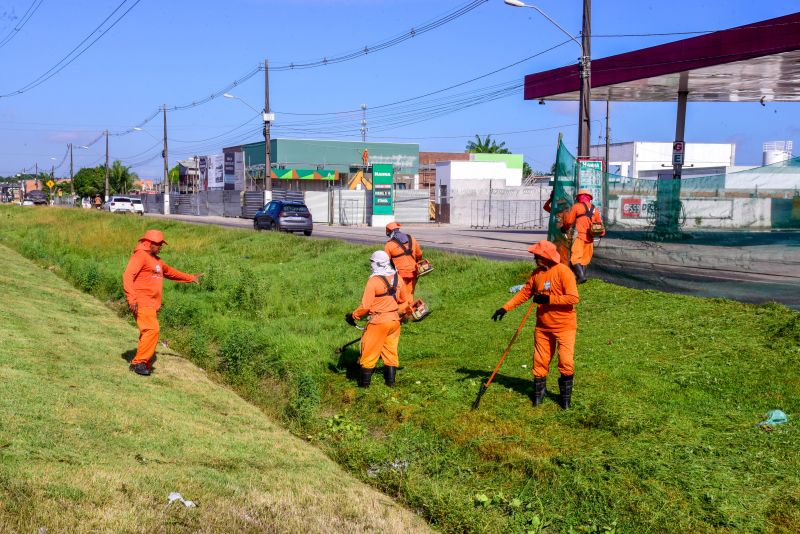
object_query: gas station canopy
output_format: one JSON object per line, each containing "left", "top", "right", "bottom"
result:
{"left": 524, "top": 12, "right": 800, "bottom": 103}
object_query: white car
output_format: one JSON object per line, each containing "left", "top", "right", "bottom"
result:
{"left": 103, "top": 196, "right": 134, "bottom": 213}
{"left": 130, "top": 197, "right": 145, "bottom": 216}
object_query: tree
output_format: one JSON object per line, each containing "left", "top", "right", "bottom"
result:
{"left": 465, "top": 134, "right": 510, "bottom": 154}
{"left": 523, "top": 162, "right": 533, "bottom": 178}
{"left": 73, "top": 166, "right": 105, "bottom": 198}
{"left": 108, "top": 160, "right": 138, "bottom": 194}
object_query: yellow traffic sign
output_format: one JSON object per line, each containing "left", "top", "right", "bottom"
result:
{"left": 46, "top": 180, "right": 55, "bottom": 188}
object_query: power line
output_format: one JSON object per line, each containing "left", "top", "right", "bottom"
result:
{"left": 0, "top": 0, "right": 142, "bottom": 98}
{"left": 0, "top": 0, "right": 44, "bottom": 49}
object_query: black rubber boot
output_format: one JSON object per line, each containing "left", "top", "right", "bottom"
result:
{"left": 130, "top": 363, "right": 151, "bottom": 376}
{"left": 558, "top": 374, "right": 574, "bottom": 409}
{"left": 383, "top": 366, "right": 397, "bottom": 387}
{"left": 532, "top": 377, "right": 547, "bottom": 407}
{"left": 572, "top": 263, "right": 587, "bottom": 284}
{"left": 358, "top": 366, "right": 375, "bottom": 388}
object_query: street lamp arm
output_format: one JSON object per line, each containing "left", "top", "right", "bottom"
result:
{"left": 505, "top": 1, "right": 581, "bottom": 49}
{"left": 223, "top": 93, "right": 262, "bottom": 114}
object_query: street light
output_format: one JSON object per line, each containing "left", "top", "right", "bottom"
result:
{"left": 505, "top": 0, "right": 591, "bottom": 157}
{"left": 224, "top": 92, "right": 276, "bottom": 191}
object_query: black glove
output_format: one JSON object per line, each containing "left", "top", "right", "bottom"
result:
{"left": 533, "top": 293, "right": 550, "bottom": 305}
{"left": 345, "top": 313, "right": 356, "bottom": 326}
{"left": 491, "top": 308, "right": 507, "bottom": 321}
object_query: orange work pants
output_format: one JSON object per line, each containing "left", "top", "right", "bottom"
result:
{"left": 131, "top": 307, "right": 159, "bottom": 366}
{"left": 570, "top": 238, "right": 594, "bottom": 266}
{"left": 399, "top": 271, "right": 417, "bottom": 302}
{"left": 532, "top": 328, "right": 575, "bottom": 378}
{"left": 359, "top": 320, "right": 400, "bottom": 369}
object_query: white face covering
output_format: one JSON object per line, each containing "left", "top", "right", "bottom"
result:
{"left": 369, "top": 250, "right": 396, "bottom": 278}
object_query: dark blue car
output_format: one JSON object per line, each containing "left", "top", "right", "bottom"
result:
{"left": 254, "top": 200, "right": 313, "bottom": 236}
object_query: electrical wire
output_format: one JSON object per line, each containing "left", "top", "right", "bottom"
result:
{"left": 0, "top": 0, "right": 142, "bottom": 97}
{"left": 0, "top": 0, "right": 44, "bottom": 49}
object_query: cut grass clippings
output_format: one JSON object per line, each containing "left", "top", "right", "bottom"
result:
{"left": 0, "top": 240, "right": 429, "bottom": 533}
{"left": 1, "top": 205, "right": 798, "bottom": 533}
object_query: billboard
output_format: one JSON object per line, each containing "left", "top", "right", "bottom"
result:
{"left": 372, "top": 163, "right": 394, "bottom": 216}
{"left": 205, "top": 155, "right": 224, "bottom": 190}
{"left": 223, "top": 152, "right": 236, "bottom": 190}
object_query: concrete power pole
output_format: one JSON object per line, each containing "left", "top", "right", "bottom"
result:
{"left": 69, "top": 143, "right": 74, "bottom": 198}
{"left": 104, "top": 129, "right": 109, "bottom": 201}
{"left": 603, "top": 98, "right": 610, "bottom": 220}
{"left": 162, "top": 105, "right": 169, "bottom": 194}
{"left": 577, "top": 0, "right": 591, "bottom": 158}
{"left": 264, "top": 59, "right": 272, "bottom": 191}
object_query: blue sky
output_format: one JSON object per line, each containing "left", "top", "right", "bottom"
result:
{"left": 0, "top": 0, "right": 798, "bottom": 178}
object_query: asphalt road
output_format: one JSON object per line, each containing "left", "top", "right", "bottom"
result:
{"left": 149, "top": 214, "right": 800, "bottom": 310}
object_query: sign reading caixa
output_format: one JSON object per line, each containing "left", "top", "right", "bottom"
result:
{"left": 372, "top": 163, "right": 394, "bottom": 215}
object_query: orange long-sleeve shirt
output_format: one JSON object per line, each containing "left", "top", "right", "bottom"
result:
{"left": 385, "top": 236, "right": 422, "bottom": 276}
{"left": 562, "top": 201, "right": 605, "bottom": 243}
{"left": 123, "top": 243, "right": 196, "bottom": 310}
{"left": 352, "top": 274, "right": 409, "bottom": 324}
{"left": 502, "top": 263, "right": 579, "bottom": 332}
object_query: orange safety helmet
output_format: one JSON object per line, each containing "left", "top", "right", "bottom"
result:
{"left": 527, "top": 240, "right": 560, "bottom": 264}
{"left": 575, "top": 189, "right": 593, "bottom": 200}
{"left": 385, "top": 221, "right": 401, "bottom": 232}
{"left": 138, "top": 229, "right": 168, "bottom": 245}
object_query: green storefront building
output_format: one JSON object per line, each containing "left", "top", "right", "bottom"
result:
{"left": 224, "top": 138, "right": 419, "bottom": 191}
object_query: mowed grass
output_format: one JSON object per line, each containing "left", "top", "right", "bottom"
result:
{"left": 1, "top": 205, "right": 799, "bottom": 533}
{"left": 0, "top": 241, "right": 430, "bottom": 533}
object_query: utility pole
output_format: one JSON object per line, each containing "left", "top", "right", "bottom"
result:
{"left": 69, "top": 143, "right": 74, "bottom": 198}
{"left": 264, "top": 59, "right": 272, "bottom": 192}
{"left": 603, "top": 98, "right": 610, "bottom": 221}
{"left": 50, "top": 163, "right": 55, "bottom": 205}
{"left": 104, "top": 129, "right": 109, "bottom": 201}
{"left": 162, "top": 105, "right": 169, "bottom": 195}
{"left": 360, "top": 104, "right": 368, "bottom": 143}
{"left": 35, "top": 163, "right": 38, "bottom": 189}
{"left": 577, "top": 0, "right": 591, "bottom": 158}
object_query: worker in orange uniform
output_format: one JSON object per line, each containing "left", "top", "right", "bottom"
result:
{"left": 345, "top": 250, "right": 410, "bottom": 388}
{"left": 123, "top": 230, "right": 203, "bottom": 376}
{"left": 561, "top": 189, "right": 605, "bottom": 284}
{"left": 543, "top": 190, "right": 571, "bottom": 266}
{"left": 491, "top": 240, "right": 579, "bottom": 409}
{"left": 384, "top": 221, "right": 423, "bottom": 301}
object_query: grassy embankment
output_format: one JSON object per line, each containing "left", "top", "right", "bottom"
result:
{"left": 0, "top": 238, "right": 429, "bottom": 532}
{"left": 1, "top": 206, "right": 798, "bottom": 533}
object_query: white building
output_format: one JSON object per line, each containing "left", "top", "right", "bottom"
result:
{"left": 589, "top": 142, "right": 736, "bottom": 178}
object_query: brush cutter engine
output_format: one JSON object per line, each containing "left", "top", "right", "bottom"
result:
{"left": 416, "top": 259, "right": 434, "bottom": 277}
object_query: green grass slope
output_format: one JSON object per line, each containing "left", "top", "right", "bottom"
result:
{"left": 0, "top": 242, "right": 430, "bottom": 533}
{"left": 1, "top": 206, "right": 798, "bottom": 533}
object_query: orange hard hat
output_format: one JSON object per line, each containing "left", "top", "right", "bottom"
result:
{"left": 138, "top": 229, "right": 168, "bottom": 245}
{"left": 527, "top": 240, "right": 560, "bottom": 264}
{"left": 575, "top": 189, "right": 593, "bottom": 200}
{"left": 386, "top": 222, "right": 401, "bottom": 232}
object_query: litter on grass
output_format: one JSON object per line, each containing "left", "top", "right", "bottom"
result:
{"left": 757, "top": 409, "right": 788, "bottom": 431}
{"left": 168, "top": 492, "right": 197, "bottom": 508}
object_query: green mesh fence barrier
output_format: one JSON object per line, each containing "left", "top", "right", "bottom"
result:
{"left": 549, "top": 139, "right": 800, "bottom": 240}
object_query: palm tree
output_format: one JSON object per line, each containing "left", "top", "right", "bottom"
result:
{"left": 465, "top": 134, "right": 510, "bottom": 154}
{"left": 108, "top": 160, "right": 139, "bottom": 194}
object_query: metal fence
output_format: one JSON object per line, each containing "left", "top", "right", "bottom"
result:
{"left": 470, "top": 199, "right": 548, "bottom": 229}
{"left": 394, "top": 189, "right": 431, "bottom": 223}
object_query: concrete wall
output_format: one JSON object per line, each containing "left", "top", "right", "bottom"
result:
{"left": 610, "top": 195, "right": 778, "bottom": 228}
{"left": 446, "top": 181, "right": 550, "bottom": 227}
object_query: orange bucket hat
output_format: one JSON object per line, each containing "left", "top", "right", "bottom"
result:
{"left": 138, "top": 229, "right": 168, "bottom": 245}
{"left": 527, "top": 240, "right": 560, "bottom": 264}
{"left": 575, "top": 189, "right": 593, "bottom": 200}
{"left": 385, "top": 221, "right": 401, "bottom": 232}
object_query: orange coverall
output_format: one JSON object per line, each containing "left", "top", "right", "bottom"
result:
{"left": 561, "top": 201, "right": 605, "bottom": 266}
{"left": 123, "top": 242, "right": 196, "bottom": 367}
{"left": 352, "top": 274, "right": 409, "bottom": 369}
{"left": 385, "top": 235, "right": 423, "bottom": 300}
{"left": 502, "top": 263, "right": 580, "bottom": 378}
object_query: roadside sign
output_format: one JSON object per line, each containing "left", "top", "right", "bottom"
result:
{"left": 46, "top": 180, "right": 55, "bottom": 188}
{"left": 58, "top": 190, "right": 63, "bottom": 197}
{"left": 577, "top": 158, "right": 605, "bottom": 213}
{"left": 672, "top": 141, "right": 685, "bottom": 166}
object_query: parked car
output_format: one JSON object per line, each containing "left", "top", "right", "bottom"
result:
{"left": 130, "top": 197, "right": 145, "bottom": 216}
{"left": 254, "top": 200, "right": 313, "bottom": 235}
{"left": 102, "top": 196, "right": 135, "bottom": 213}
